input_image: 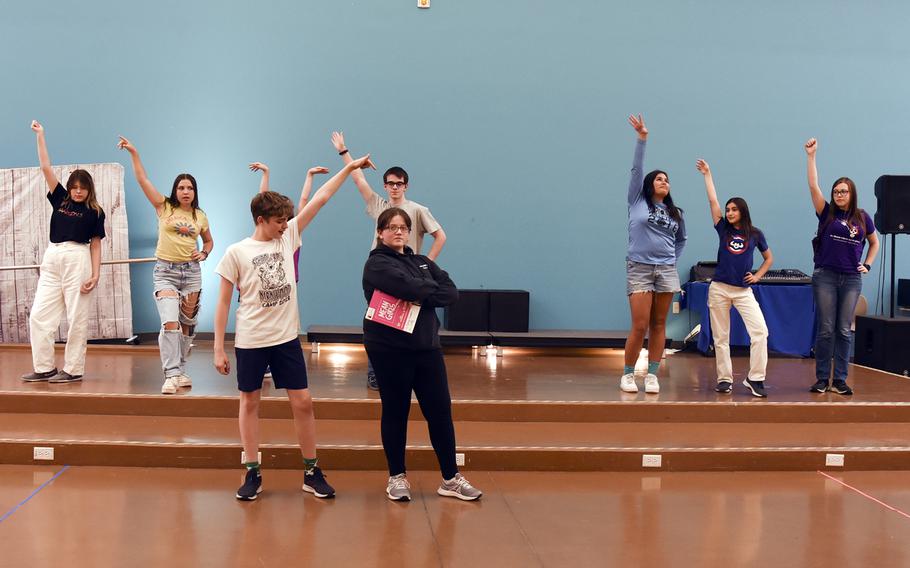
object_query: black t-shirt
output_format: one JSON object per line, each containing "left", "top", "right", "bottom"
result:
{"left": 48, "top": 183, "right": 106, "bottom": 243}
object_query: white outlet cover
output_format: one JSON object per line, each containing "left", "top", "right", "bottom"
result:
{"left": 455, "top": 453, "right": 465, "bottom": 466}
{"left": 642, "top": 454, "right": 662, "bottom": 468}
{"left": 825, "top": 453, "right": 845, "bottom": 467}
{"left": 33, "top": 447, "right": 54, "bottom": 460}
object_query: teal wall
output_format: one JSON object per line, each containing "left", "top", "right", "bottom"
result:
{"left": 2, "top": 1, "right": 908, "bottom": 337}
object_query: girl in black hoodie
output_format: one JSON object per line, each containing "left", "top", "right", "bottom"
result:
{"left": 362, "top": 208, "right": 482, "bottom": 502}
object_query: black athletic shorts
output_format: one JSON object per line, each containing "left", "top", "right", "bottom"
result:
{"left": 235, "top": 338, "right": 309, "bottom": 392}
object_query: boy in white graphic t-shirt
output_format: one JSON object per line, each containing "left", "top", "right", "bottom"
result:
{"left": 213, "top": 154, "right": 374, "bottom": 501}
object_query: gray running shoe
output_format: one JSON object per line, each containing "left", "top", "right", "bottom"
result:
{"left": 437, "top": 473, "right": 482, "bottom": 501}
{"left": 49, "top": 371, "right": 82, "bottom": 383}
{"left": 386, "top": 473, "right": 411, "bottom": 501}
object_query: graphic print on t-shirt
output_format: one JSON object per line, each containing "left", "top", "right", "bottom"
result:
{"left": 164, "top": 216, "right": 197, "bottom": 239}
{"left": 253, "top": 252, "right": 292, "bottom": 307}
{"left": 648, "top": 206, "right": 678, "bottom": 234}
{"left": 57, "top": 205, "right": 84, "bottom": 218}
{"left": 837, "top": 219, "right": 859, "bottom": 240}
{"left": 726, "top": 234, "right": 747, "bottom": 255}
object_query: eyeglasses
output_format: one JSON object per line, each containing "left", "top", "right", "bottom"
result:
{"left": 833, "top": 189, "right": 850, "bottom": 196}
{"left": 383, "top": 224, "right": 410, "bottom": 233}
{"left": 384, "top": 181, "right": 406, "bottom": 189}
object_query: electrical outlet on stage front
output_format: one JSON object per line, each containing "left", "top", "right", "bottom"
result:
{"left": 642, "top": 454, "right": 662, "bottom": 468}
{"left": 825, "top": 453, "right": 845, "bottom": 467}
{"left": 455, "top": 453, "right": 465, "bottom": 466}
{"left": 33, "top": 447, "right": 54, "bottom": 461}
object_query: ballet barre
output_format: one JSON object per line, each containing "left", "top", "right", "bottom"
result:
{"left": 0, "top": 257, "right": 157, "bottom": 272}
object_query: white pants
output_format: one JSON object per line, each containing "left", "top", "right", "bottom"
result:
{"left": 707, "top": 281, "right": 769, "bottom": 382}
{"left": 29, "top": 242, "right": 93, "bottom": 375}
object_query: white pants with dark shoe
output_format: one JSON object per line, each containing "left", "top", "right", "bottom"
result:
{"left": 28, "top": 242, "right": 93, "bottom": 376}
{"left": 707, "top": 281, "right": 768, "bottom": 383}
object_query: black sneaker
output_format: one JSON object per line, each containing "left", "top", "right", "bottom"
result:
{"left": 303, "top": 466, "right": 335, "bottom": 498}
{"left": 48, "top": 371, "right": 83, "bottom": 383}
{"left": 742, "top": 378, "right": 767, "bottom": 398}
{"left": 367, "top": 372, "right": 379, "bottom": 391}
{"left": 809, "top": 380, "right": 829, "bottom": 393}
{"left": 830, "top": 381, "right": 854, "bottom": 396}
{"left": 236, "top": 468, "right": 262, "bottom": 501}
{"left": 715, "top": 381, "right": 733, "bottom": 394}
{"left": 21, "top": 368, "right": 58, "bottom": 382}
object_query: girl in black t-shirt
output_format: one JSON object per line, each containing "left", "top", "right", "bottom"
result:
{"left": 20, "top": 121, "right": 106, "bottom": 384}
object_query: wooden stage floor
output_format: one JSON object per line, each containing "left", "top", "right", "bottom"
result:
{"left": 2, "top": 341, "right": 908, "bottom": 403}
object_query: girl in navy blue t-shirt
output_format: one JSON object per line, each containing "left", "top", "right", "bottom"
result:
{"left": 21, "top": 121, "right": 106, "bottom": 384}
{"left": 697, "top": 159, "right": 774, "bottom": 397}
{"left": 804, "top": 138, "right": 879, "bottom": 396}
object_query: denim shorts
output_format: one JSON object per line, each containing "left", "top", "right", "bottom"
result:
{"left": 626, "top": 260, "right": 681, "bottom": 295}
{"left": 235, "top": 338, "right": 309, "bottom": 392}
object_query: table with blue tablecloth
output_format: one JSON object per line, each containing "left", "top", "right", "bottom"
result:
{"left": 680, "top": 282, "right": 815, "bottom": 357}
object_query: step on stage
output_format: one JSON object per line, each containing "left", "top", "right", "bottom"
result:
{"left": 1, "top": 342, "right": 909, "bottom": 472}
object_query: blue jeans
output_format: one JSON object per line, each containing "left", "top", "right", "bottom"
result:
{"left": 812, "top": 267, "right": 862, "bottom": 383}
{"left": 153, "top": 260, "right": 202, "bottom": 378}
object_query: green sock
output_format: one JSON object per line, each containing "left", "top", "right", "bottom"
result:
{"left": 303, "top": 457, "right": 318, "bottom": 474}
{"left": 245, "top": 461, "right": 260, "bottom": 472}
{"left": 648, "top": 361, "right": 660, "bottom": 375}
{"left": 623, "top": 365, "right": 635, "bottom": 375}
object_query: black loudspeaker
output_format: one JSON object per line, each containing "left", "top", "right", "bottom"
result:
{"left": 874, "top": 175, "right": 910, "bottom": 234}
{"left": 854, "top": 316, "right": 910, "bottom": 376}
{"left": 444, "top": 289, "right": 489, "bottom": 331}
{"left": 489, "top": 290, "right": 530, "bottom": 332}
{"left": 898, "top": 279, "right": 910, "bottom": 308}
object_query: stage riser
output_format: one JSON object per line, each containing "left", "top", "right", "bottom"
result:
{"left": 2, "top": 394, "right": 910, "bottom": 423}
{"left": 3, "top": 442, "right": 909, "bottom": 471}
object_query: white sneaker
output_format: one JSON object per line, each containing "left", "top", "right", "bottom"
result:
{"left": 644, "top": 373, "right": 660, "bottom": 394}
{"left": 386, "top": 473, "right": 411, "bottom": 501}
{"left": 620, "top": 373, "right": 638, "bottom": 393}
{"left": 161, "top": 377, "right": 179, "bottom": 394}
{"left": 176, "top": 373, "right": 192, "bottom": 388}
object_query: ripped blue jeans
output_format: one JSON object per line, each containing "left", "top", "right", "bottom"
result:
{"left": 153, "top": 260, "right": 202, "bottom": 378}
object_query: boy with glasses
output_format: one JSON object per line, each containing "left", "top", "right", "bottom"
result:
{"left": 331, "top": 132, "right": 447, "bottom": 390}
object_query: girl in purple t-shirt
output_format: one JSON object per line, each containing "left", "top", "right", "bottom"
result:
{"left": 804, "top": 138, "right": 880, "bottom": 395}
{"left": 697, "top": 160, "right": 774, "bottom": 397}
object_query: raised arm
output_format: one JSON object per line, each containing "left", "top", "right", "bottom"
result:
{"left": 332, "top": 131, "right": 375, "bottom": 204}
{"left": 294, "top": 155, "right": 377, "bottom": 233}
{"left": 213, "top": 276, "right": 234, "bottom": 375}
{"left": 804, "top": 138, "right": 826, "bottom": 215}
{"left": 627, "top": 114, "right": 648, "bottom": 205}
{"left": 249, "top": 162, "right": 270, "bottom": 193}
{"left": 298, "top": 166, "right": 329, "bottom": 212}
{"left": 31, "top": 121, "right": 60, "bottom": 190}
{"left": 117, "top": 136, "right": 167, "bottom": 211}
{"left": 696, "top": 159, "right": 723, "bottom": 225}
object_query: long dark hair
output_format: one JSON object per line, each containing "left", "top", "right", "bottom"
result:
{"left": 825, "top": 177, "right": 866, "bottom": 237}
{"left": 64, "top": 169, "right": 104, "bottom": 215}
{"left": 167, "top": 173, "right": 201, "bottom": 220}
{"left": 725, "top": 197, "right": 761, "bottom": 242}
{"left": 642, "top": 169, "right": 683, "bottom": 222}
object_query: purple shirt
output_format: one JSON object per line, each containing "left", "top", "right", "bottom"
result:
{"left": 713, "top": 219, "right": 768, "bottom": 287}
{"left": 814, "top": 203, "right": 875, "bottom": 273}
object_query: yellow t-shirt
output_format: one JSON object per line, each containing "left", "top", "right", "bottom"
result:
{"left": 155, "top": 202, "right": 209, "bottom": 262}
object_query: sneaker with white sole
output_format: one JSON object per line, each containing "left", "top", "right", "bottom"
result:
{"left": 236, "top": 468, "right": 262, "bottom": 501}
{"left": 386, "top": 473, "right": 411, "bottom": 501}
{"left": 302, "top": 466, "right": 335, "bottom": 498}
{"left": 437, "top": 473, "right": 482, "bottom": 501}
{"left": 620, "top": 373, "right": 638, "bottom": 393}
{"left": 644, "top": 373, "right": 660, "bottom": 394}
{"left": 176, "top": 373, "right": 192, "bottom": 388}
{"left": 161, "top": 376, "right": 179, "bottom": 394}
